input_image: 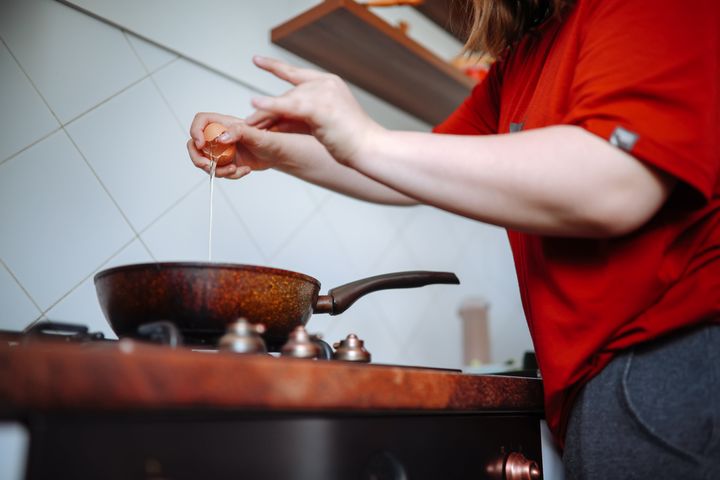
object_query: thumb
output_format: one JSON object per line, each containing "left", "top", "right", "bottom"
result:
{"left": 217, "top": 122, "right": 270, "bottom": 150}
{"left": 213, "top": 121, "right": 245, "bottom": 144}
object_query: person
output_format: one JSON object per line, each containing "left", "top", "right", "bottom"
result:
{"left": 187, "top": 0, "right": 720, "bottom": 477}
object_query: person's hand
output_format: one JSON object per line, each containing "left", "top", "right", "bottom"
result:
{"left": 188, "top": 112, "right": 279, "bottom": 179}
{"left": 246, "top": 56, "right": 384, "bottom": 166}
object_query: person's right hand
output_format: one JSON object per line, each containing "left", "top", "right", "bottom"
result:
{"left": 187, "top": 112, "right": 280, "bottom": 180}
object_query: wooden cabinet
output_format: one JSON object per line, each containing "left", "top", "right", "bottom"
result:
{"left": 414, "top": 0, "right": 472, "bottom": 42}
{"left": 271, "top": 0, "right": 474, "bottom": 125}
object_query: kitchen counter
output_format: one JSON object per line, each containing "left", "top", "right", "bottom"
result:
{"left": 0, "top": 338, "right": 543, "bottom": 414}
{"left": 1, "top": 337, "right": 547, "bottom": 479}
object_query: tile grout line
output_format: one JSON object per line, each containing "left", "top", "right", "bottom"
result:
{"left": 1, "top": 33, "right": 153, "bottom": 132}
{"left": 61, "top": 73, "right": 151, "bottom": 128}
{"left": 0, "top": 35, "right": 157, "bottom": 173}
{"left": 265, "top": 201, "right": 325, "bottom": 264}
{"left": 121, "top": 30, "right": 187, "bottom": 136}
{"left": 0, "top": 127, "right": 62, "bottom": 167}
{"left": 56, "top": 0, "right": 272, "bottom": 98}
{"left": 312, "top": 199, "right": 368, "bottom": 278}
{"left": 122, "top": 29, "right": 217, "bottom": 258}
{"left": 0, "top": 35, "right": 63, "bottom": 125}
{"left": 137, "top": 176, "right": 207, "bottom": 236}
{"left": 122, "top": 28, "right": 197, "bottom": 243}
{"left": 28, "top": 236, "right": 140, "bottom": 328}
{"left": 0, "top": 34, "right": 63, "bottom": 167}
{"left": 396, "top": 289, "right": 444, "bottom": 357}
{"left": 149, "top": 71, "right": 188, "bottom": 136}
{"left": 125, "top": 30, "right": 293, "bottom": 265}
{"left": 60, "top": 129, "right": 157, "bottom": 262}
{"left": 121, "top": 30, "right": 153, "bottom": 73}
{"left": 216, "top": 184, "right": 269, "bottom": 264}
{"left": 1, "top": 32, "right": 157, "bottom": 324}
{"left": 0, "top": 258, "right": 44, "bottom": 318}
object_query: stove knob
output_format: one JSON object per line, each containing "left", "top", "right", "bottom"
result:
{"left": 218, "top": 318, "right": 267, "bottom": 354}
{"left": 280, "top": 326, "right": 321, "bottom": 359}
{"left": 503, "top": 452, "right": 541, "bottom": 480}
{"left": 332, "top": 333, "right": 371, "bottom": 363}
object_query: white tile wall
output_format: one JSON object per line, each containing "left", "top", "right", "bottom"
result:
{"left": 221, "top": 170, "right": 320, "bottom": 262}
{"left": 270, "top": 205, "right": 360, "bottom": 290}
{"left": 0, "top": 41, "right": 59, "bottom": 163}
{"left": 0, "top": 262, "right": 41, "bottom": 330}
{"left": 324, "top": 298, "right": 403, "bottom": 366}
{"left": 46, "top": 239, "right": 152, "bottom": 336}
{"left": 141, "top": 180, "right": 265, "bottom": 266}
{"left": 65, "top": 79, "right": 199, "bottom": 231}
{"left": 61, "top": 0, "right": 320, "bottom": 96}
{"left": 400, "top": 206, "right": 469, "bottom": 270}
{"left": 370, "top": 235, "right": 455, "bottom": 347}
{"left": 317, "top": 193, "right": 402, "bottom": 277}
{"left": 152, "top": 57, "right": 256, "bottom": 129}
{"left": 124, "top": 32, "right": 177, "bottom": 74}
{"left": 0, "top": 0, "right": 533, "bottom": 367}
{"left": 0, "top": 130, "right": 135, "bottom": 310}
{"left": 0, "top": 0, "right": 147, "bottom": 123}
{"left": 402, "top": 288, "right": 465, "bottom": 368}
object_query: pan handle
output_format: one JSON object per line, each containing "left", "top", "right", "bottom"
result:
{"left": 313, "top": 271, "right": 460, "bottom": 315}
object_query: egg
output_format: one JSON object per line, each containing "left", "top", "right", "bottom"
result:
{"left": 202, "top": 122, "right": 236, "bottom": 166}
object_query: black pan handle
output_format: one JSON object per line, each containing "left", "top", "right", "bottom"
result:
{"left": 313, "top": 271, "right": 460, "bottom": 316}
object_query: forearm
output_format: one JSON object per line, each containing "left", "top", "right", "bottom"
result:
{"left": 352, "top": 125, "right": 673, "bottom": 237}
{"left": 272, "top": 133, "right": 418, "bottom": 206}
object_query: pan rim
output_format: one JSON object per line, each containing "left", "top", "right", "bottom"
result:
{"left": 93, "top": 261, "right": 321, "bottom": 287}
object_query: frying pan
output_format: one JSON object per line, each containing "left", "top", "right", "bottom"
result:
{"left": 94, "top": 262, "right": 459, "bottom": 346}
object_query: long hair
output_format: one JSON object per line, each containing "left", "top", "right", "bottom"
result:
{"left": 463, "top": 0, "right": 575, "bottom": 57}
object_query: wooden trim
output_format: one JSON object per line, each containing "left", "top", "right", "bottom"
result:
{"left": 0, "top": 340, "right": 544, "bottom": 414}
{"left": 271, "top": 0, "right": 473, "bottom": 125}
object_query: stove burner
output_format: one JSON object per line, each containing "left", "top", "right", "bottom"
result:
{"left": 136, "top": 321, "right": 183, "bottom": 347}
{"left": 333, "top": 333, "right": 371, "bottom": 363}
{"left": 10, "top": 321, "right": 438, "bottom": 368}
{"left": 218, "top": 318, "right": 268, "bottom": 354}
{"left": 280, "top": 325, "right": 321, "bottom": 359}
{"left": 22, "top": 321, "right": 106, "bottom": 343}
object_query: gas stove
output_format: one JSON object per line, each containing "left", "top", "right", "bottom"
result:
{"left": 10, "top": 319, "right": 435, "bottom": 366}
{"left": 1, "top": 322, "right": 546, "bottom": 480}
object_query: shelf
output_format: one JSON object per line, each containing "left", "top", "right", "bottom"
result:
{"left": 271, "top": 0, "right": 474, "bottom": 125}
{"left": 413, "top": 0, "right": 472, "bottom": 42}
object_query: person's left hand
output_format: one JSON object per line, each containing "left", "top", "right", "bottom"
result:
{"left": 246, "top": 56, "right": 384, "bottom": 166}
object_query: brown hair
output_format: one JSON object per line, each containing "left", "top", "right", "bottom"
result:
{"left": 463, "top": 0, "right": 575, "bottom": 57}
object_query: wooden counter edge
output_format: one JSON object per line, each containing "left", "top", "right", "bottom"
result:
{"left": 0, "top": 340, "right": 544, "bottom": 414}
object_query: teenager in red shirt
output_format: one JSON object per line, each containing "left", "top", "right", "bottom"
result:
{"left": 188, "top": 0, "right": 719, "bottom": 476}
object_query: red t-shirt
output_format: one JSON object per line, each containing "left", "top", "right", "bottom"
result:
{"left": 434, "top": 0, "right": 720, "bottom": 447}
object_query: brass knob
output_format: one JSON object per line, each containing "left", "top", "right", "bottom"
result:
{"left": 504, "top": 452, "right": 541, "bottom": 480}
{"left": 218, "top": 318, "right": 267, "bottom": 354}
{"left": 280, "top": 326, "right": 321, "bottom": 359}
{"left": 332, "top": 333, "right": 371, "bottom": 363}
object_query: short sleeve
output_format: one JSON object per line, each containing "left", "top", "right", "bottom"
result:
{"left": 563, "top": 0, "right": 720, "bottom": 203}
{"left": 433, "top": 62, "right": 502, "bottom": 136}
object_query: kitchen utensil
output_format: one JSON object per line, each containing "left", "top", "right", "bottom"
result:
{"left": 94, "top": 262, "right": 459, "bottom": 347}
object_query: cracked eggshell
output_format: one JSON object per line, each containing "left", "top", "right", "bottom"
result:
{"left": 202, "top": 122, "right": 236, "bottom": 166}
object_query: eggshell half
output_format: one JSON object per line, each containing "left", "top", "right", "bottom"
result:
{"left": 202, "top": 122, "right": 236, "bottom": 166}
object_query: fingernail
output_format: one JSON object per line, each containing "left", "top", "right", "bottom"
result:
{"left": 217, "top": 133, "right": 231, "bottom": 142}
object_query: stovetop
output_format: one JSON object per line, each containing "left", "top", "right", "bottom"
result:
{"left": 2, "top": 322, "right": 546, "bottom": 480}
{"left": 0, "top": 321, "right": 544, "bottom": 415}
{"left": 3, "top": 320, "right": 456, "bottom": 369}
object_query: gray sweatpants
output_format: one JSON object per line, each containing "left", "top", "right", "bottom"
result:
{"left": 563, "top": 323, "right": 720, "bottom": 479}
